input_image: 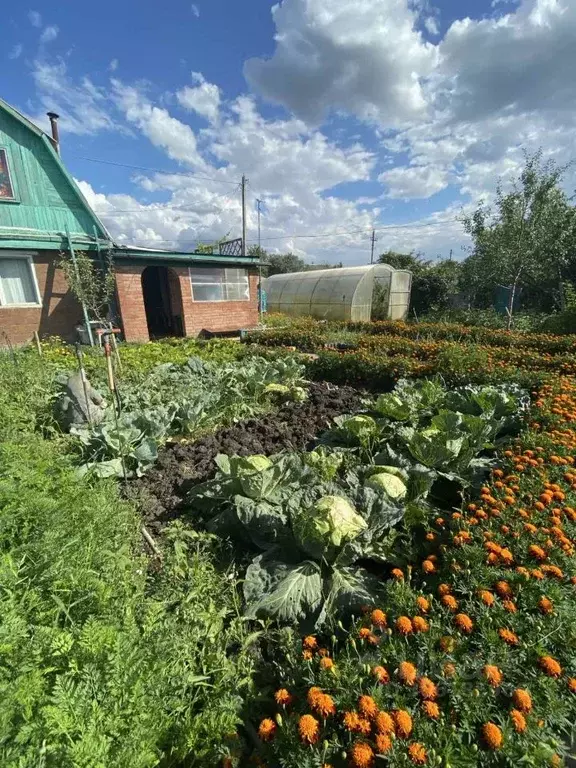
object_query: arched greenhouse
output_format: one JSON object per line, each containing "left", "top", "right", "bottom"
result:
{"left": 263, "top": 264, "right": 412, "bottom": 322}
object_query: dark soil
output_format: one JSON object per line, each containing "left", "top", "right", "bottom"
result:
{"left": 130, "top": 381, "right": 364, "bottom": 533}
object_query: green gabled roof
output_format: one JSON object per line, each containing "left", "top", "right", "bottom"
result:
{"left": 113, "top": 245, "right": 261, "bottom": 267}
{"left": 0, "top": 98, "right": 112, "bottom": 244}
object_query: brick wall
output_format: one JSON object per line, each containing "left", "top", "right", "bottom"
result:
{"left": 0, "top": 251, "right": 82, "bottom": 345}
{"left": 116, "top": 264, "right": 259, "bottom": 343}
{"left": 115, "top": 264, "right": 149, "bottom": 343}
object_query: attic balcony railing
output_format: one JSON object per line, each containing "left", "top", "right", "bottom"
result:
{"left": 195, "top": 238, "right": 244, "bottom": 257}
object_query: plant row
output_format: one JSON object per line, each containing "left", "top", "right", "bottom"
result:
{"left": 248, "top": 377, "right": 576, "bottom": 767}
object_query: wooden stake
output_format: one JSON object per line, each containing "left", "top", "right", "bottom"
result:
{"left": 141, "top": 525, "right": 162, "bottom": 558}
{"left": 33, "top": 331, "right": 43, "bottom": 356}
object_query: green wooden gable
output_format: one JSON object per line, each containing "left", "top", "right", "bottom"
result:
{"left": 0, "top": 98, "right": 111, "bottom": 252}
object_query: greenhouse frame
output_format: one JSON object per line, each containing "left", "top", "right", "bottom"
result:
{"left": 263, "top": 264, "right": 412, "bottom": 322}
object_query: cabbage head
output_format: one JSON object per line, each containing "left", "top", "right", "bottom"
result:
{"left": 293, "top": 495, "right": 367, "bottom": 560}
{"left": 365, "top": 470, "right": 407, "bottom": 501}
{"left": 229, "top": 455, "right": 276, "bottom": 499}
{"left": 234, "top": 455, "right": 273, "bottom": 473}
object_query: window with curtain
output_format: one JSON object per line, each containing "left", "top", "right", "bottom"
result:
{"left": 189, "top": 267, "right": 249, "bottom": 302}
{"left": 0, "top": 258, "right": 40, "bottom": 306}
{"left": 0, "top": 150, "right": 15, "bottom": 200}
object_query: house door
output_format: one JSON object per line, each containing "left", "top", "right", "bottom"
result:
{"left": 141, "top": 266, "right": 184, "bottom": 338}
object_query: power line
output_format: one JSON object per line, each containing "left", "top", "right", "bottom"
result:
{"left": 69, "top": 154, "right": 240, "bottom": 185}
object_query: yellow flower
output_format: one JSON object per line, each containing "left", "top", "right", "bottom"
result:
{"left": 416, "top": 596, "right": 430, "bottom": 613}
{"left": 358, "top": 695, "right": 378, "bottom": 719}
{"left": 375, "top": 733, "right": 392, "bottom": 753}
{"left": 350, "top": 742, "right": 374, "bottom": 768}
{"left": 372, "top": 665, "right": 390, "bottom": 684}
{"left": 396, "top": 616, "right": 413, "bottom": 635}
{"left": 375, "top": 711, "right": 395, "bottom": 734}
{"left": 483, "top": 665, "right": 502, "bottom": 687}
{"left": 274, "top": 688, "right": 293, "bottom": 707}
{"left": 298, "top": 714, "right": 319, "bottom": 744}
{"left": 413, "top": 616, "right": 429, "bottom": 633}
{"left": 422, "top": 700, "right": 440, "bottom": 719}
{"left": 398, "top": 661, "right": 418, "bottom": 686}
{"left": 418, "top": 677, "right": 438, "bottom": 700}
{"left": 371, "top": 609, "right": 387, "bottom": 627}
{"left": 319, "top": 656, "right": 335, "bottom": 671}
{"left": 393, "top": 709, "right": 413, "bottom": 739}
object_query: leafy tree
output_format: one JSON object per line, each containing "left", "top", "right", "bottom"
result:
{"left": 58, "top": 249, "right": 116, "bottom": 325}
{"left": 251, "top": 247, "right": 341, "bottom": 276}
{"left": 461, "top": 150, "right": 576, "bottom": 327}
{"left": 378, "top": 251, "right": 462, "bottom": 317}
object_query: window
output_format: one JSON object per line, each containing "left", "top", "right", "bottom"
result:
{"left": 0, "top": 257, "right": 41, "bottom": 306}
{"left": 189, "top": 267, "right": 249, "bottom": 302}
{"left": 0, "top": 149, "right": 15, "bottom": 200}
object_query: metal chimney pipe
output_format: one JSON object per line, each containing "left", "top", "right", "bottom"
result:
{"left": 47, "top": 112, "right": 60, "bottom": 153}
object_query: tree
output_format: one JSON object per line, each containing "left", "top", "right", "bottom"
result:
{"left": 58, "top": 250, "right": 116, "bottom": 326}
{"left": 378, "top": 251, "right": 463, "bottom": 317}
{"left": 251, "top": 247, "right": 342, "bottom": 276}
{"left": 461, "top": 151, "right": 576, "bottom": 327}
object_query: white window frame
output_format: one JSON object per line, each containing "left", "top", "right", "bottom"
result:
{"left": 0, "top": 146, "right": 19, "bottom": 203}
{"left": 0, "top": 252, "right": 42, "bottom": 308}
{"left": 189, "top": 266, "right": 250, "bottom": 303}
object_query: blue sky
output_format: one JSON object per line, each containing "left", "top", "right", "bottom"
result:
{"left": 2, "top": 0, "right": 575, "bottom": 263}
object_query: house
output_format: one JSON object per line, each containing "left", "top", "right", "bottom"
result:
{"left": 0, "top": 97, "right": 261, "bottom": 345}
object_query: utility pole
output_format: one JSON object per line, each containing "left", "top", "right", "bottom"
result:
{"left": 256, "top": 198, "right": 263, "bottom": 324}
{"left": 241, "top": 175, "right": 247, "bottom": 256}
{"left": 370, "top": 229, "right": 377, "bottom": 264}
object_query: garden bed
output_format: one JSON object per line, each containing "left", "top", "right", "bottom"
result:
{"left": 131, "top": 380, "right": 365, "bottom": 532}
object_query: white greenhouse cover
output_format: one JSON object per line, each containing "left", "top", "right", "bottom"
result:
{"left": 263, "top": 264, "right": 411, "bottom": 322}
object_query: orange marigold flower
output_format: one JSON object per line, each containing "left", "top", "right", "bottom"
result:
{"left": 274, "top": 688, "right": 293, "bottom": 707}
{"left": 408, "top": 743, "right": 427, "bottom": 765}
{"left": 302, "top": 649, "right": 313, "bottom": 660}
{"left": 443, "top": 662, "right": 456, "bottom": 677}
{"left": 350, "top": 741, "right": 374, "bottom": 768}
{"left": 258, "top": 718, "right": 276, "bottom": 741}
{"left": 373, "top": 665, "right": 390, "bottom": 684}
{"left": 510, "top": 709, "right": 527, "bottom": 733}
{"left": 529, "top": 545, "right": 547, "bottom": 561}
{"left": 422, "top": 559, "right": 436, "bottom": 574}
{"left": 312, "top": 693, "right": 336, "bottom": 718}
{"left": 438, "top": 583, "right": 452, "bottom": 596}
{"left": 375, "top": 711, "right": 395, "bottom": 734}
{"left": 479, "top": 590, "right": 495, "bottom": 606}
{"left": 358, "top": 695, "right": 378, "bottom": 719}
{"left": 357, "top": 717, "right": 371, "bottom": 736}
{"left": 396, "top": 616, "right": 414, "bottom": 635}
{"left": 567, "top": 678, "right": 576, "bottom": 694}
{"left": 439, "top": 635, "right": 456, "bottom": 652}
{"left": 418, "top": 677, "right": 438, "bottom": 700}
{"left": 455, "top": 613, "right": 473, "bottom": 633}
{"left": 298, "top": 714, "right": 319, "bottom": 744}
{"left": 398, "top": 661, "right": 418, "bottom": 686}
{"left": 441, "top": 595, "right": 459, "bottom": 611}
{"left": 539, "top": 596, "right": 554, "bottom": 614}
{"left": 512, "top": 689, "right": 532, "bottom": 713}
{"left": 482, "top": 722, "right": 503, "bottom": 750}
{"left": 358, "top": 627, "right": 372, "bottom": 640}
{"left": 391, "top": 568, "right": 404, "bottom": 580}
{"left": 539, "top": 655, "right": 562, "bottom": 677}
{"left": 307, "top": 687, "right": 323, "bottom": 706}
{"left": 343, "top": 711, "right": 361, "bottom": 731}
{"left": 303, "top": 635, "right": 318, "bottom": 650}
{"left": 532, "top": 568, "right": 545, "bottom": 580}
{"left": 495, "top": 580, "right": 512, "bottom": 598}
{"left": 319, "top": 657, "right": 335, "bottom": 671}
{"left": 422, "top": 701, "right": 440, "bottom": 719}
{"left": 393, "top": 709, "right": 413, "bottom": 739}
{"left": 371, "top": 609, "right": 387, "bottom": 627}
{"left": 413, "top": 616, "right": 429, "bottom": 633}
{"left": 416, "top": 596, "right": 430, "bottom": 613}
{"left": 375, "top": 734, "right": 393, "bottom": 754}
{"left": 503, "top": 600, "right": 517, "bottom": 613}
{"left": 483, "top": 665, "right": 502, "bottom": 687}
{"left": 498, "top": 628, "right": 519, "bottom": 646}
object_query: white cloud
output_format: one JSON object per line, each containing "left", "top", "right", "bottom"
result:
{"left": 28, "top": 10, "right": 42, "bottom": 27}
{"left": 177, "top": 72, "right": 221, "bottom": 123}
{"left": 379, "top": 164, "right": 448, "bottom": 198}
{"left": 31, "top": 59, "right": 119, "bottom": 135}
{"left": 109, "top": 58, "right": 119, "bottom": 72}
{"left": 244, "top": 0, "right": 437, "bottom": 127}
{"left": 112, "top": 79, "right": 209, "bottom": 169}
{"left": 39, "top": 25, "right": 59, "bottom": 44}
{"left": 424, "top": 16, "right": 439, "bottom": 35}
{"left": 191, "top": 3, "right": 200, "bottom": 16}
{"left": 9, "top": 44, "right": 23, "bottom": 60}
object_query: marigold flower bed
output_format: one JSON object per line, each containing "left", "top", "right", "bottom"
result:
{"left": 251, "top": 377, "right": 576, "bottom": 767}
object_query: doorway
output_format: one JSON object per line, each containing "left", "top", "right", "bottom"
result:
{"left": 141, "top": 266, "right": 184, "bottom": 338}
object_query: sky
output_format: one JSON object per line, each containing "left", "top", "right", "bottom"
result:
{"left": 2, "top": 0, "right": 576, "bottom": 265}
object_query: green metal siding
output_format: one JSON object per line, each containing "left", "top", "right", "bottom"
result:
{"left": 0, "top": 104, "right": 108, "bottom": 249}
